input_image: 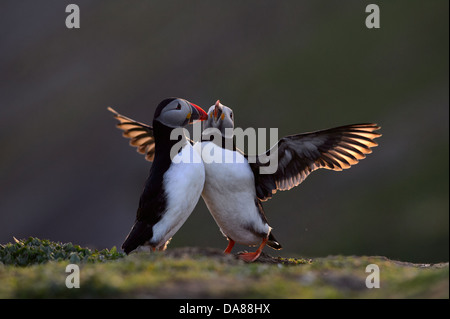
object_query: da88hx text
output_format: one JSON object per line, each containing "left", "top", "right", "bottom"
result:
{"left": 223, "top": 303, "right": 270, "bottom": 314}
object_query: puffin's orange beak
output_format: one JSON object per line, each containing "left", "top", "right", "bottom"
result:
{"left": 188, "top": 102, "right": 208, "bottom": 123}
{"left": 214, "top": 100, "right": 221, "bottom": 121}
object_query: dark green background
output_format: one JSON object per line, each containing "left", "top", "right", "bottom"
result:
{"left": 0, "top": 1, "right": 448, "bottom": 263}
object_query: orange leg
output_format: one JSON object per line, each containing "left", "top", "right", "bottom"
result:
{"left": 224, "top": 238, "right": 235, "bottom": 254}
{"left": 238, "top": 237, "right": 268, "bottom": 262}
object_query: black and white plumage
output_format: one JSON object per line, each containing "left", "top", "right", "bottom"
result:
{"left": 108, "top": 98, "right": 208, "bottom": 254}
{"left": 198, "top": 100, "right": 381, "bottom": 261}
{"left": 195, "top": 101, "right": 281, "bottom": 261}
{"left": 109, "top": 99, "right": 381, "bottom": 261}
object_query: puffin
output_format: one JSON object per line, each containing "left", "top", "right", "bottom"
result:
{"left": 196, "top": 100, "right": 381, "bottom": 261}
{"left": 194, "top": 101, "right": 282, "bottom": 261}
{"left": 109, "top": 99, "right": 381, "bottom": 262}
{"left": 108, "top": 98, "right": 208, "bottom": 254}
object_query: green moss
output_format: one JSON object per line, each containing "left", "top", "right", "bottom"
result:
{"left": 0, "top": 237, "right": 125, "bottom": 266}
{"left": 0, "top": 238, "right": 447, "bottom": 298}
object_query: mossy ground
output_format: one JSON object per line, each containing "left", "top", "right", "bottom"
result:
{"left": 0, "top": 238, "right": 448, "bottom": 298}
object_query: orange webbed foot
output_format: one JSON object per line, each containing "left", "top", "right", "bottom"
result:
{"left": 237, "top": 237, "right": 268, "bottom": 262}
{"left": 238, "top": 251, "right": 262, "bottom": 262}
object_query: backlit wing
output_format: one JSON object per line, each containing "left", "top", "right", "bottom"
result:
{"left": 108, "top": 107, "right": 155, "bottom": 162}
{"left": 249, "top": 123, "right": 381, "bottom": 201}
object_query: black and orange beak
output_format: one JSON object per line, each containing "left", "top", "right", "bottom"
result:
{"left": 188, "top": 102, "right": 208, "bottom": 123}
{"left": 213, "top": 100, "right": 222, "bottom": 122}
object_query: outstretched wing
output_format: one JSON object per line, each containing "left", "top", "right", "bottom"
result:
{"left": 249, "top": 123, "right": 381, "bottom": 201}
{"left": 107, "top": 107, "right": 155, "bottom": 162}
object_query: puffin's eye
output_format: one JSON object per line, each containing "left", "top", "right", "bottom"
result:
{"left": 176, "top": 103, "right": 182, "bottom": 110}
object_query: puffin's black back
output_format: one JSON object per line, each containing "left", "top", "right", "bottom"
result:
{"left": 121, "top": 117, "right": 184, "bottom": 254}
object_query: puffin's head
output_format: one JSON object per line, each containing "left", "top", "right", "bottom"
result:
{"left": 203, "top": 100, "right": 234, "bottom": 137}
{"left": 154, "top": 97, "right": 208, "bottom": 128}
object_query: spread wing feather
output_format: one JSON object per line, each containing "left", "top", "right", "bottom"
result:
{"left": 107, "top": 107, "right": 155, "bottom": 162}
{"left": 249, "top": 123, "right": 381, "bottom": 201}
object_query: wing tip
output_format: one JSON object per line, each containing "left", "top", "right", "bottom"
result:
{"left": 107, "top": 106, "right": 118, "bottom": 115}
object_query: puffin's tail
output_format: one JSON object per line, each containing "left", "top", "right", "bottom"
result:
{"left": 122, "top": 220, "right": 153, "bottom": 254}
{"left": 267, "top": 232, "right": 282, "bottom": 250}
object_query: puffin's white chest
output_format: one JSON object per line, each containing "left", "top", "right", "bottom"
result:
{"left": 194, "top": 142, "right": 270, "bottom": 245}
{"left": 197, "top": 142, "right": 253, "bottom": 191}
{"left": 151, "top": 143, "right": 205, "bottom": 248}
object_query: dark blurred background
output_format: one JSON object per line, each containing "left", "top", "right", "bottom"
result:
{"left": 0, "top": 1, "right": 448, "bottom": 263}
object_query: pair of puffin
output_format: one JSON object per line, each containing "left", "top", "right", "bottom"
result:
{"left": 109, "top": 98, "right": 381, "bottom": 261}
